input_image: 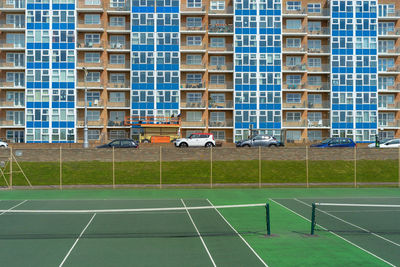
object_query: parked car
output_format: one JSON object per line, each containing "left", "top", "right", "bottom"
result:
{"left": 236, "top": 135, "right": 284, "bottom": 147}
{"left": 310, "top": 137, "right": 356, "bottom": 148}
{"left": 97, "top": 139, "right": 138, "bottom": 148}
{"left": 368, "top": 138, "right": 391, "bottom": 148}
{"left": 368, "top": 138, "right": 400, "bottom": 148}
{"left": 0, "top": 139, "right": 8, "bottom": 148}
{"left": 175, "top": 133, "right": 215, "bottom": 147}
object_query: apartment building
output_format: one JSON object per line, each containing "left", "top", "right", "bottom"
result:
{"left": 0, "top": 0, "right": 398, "bottom": 144}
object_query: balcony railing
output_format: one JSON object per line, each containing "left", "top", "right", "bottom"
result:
{"left": 0, "top": 120, "right": 24, "bottom": 126}
{"left": 77, "top": 40, "right": 105, "bottom": 49}
{"left": 0, "top": 80, "right": 25, "bottom": 88}
{"left": 0, "top": 0, "right": 25, "bottom": 9}
{"left": 307, "top": 119, "right": 330, "bottom": 128}
{"left": 379, "top": 28, "right": 400, "bottom": 36}
{"left": 307, "top": 8, "right": 330, "bottom": 16}
{"left": 181, "top": 62, "right": 207, "bottom": 70}
{"left": 378, "top": 47, "right": 400, "bottom": 54}
{"left": 180, "top": 120, "right": 206, "bottom": 127}
{"left": 208, "top": 44, "right": 234, "bottom": 52}
{"left": 308, "top": 45, "right": 330, "bottom": 53}
{"left": 282, "top": 64, "right": 307, "bottom": 71}
{"left": 379, "top": 103, "right": 400, "bottom": 109}
{"left": 282, "top": 101, "right": 307, "bottom": 108}
{"left": 307, "top": 64, "right": 330, "bottom": 72}
{"left": 181, "top": 100, "right": 207, "bottom": 108}
{"left": 181, "top": 23, "right": 206, "bottom": 31}
{"left": 77, "top": 60, "right": 104, "bottom": 68}
{"left": 208, "top": 6, "right": 233, "bottom": 15}
{"left": 380, "top": 84, "right": 400, "bottom": 91}
{"left": 0, "top": 60, "right": 25, "bottom": 68}
{"left": 107, "top": 100, "right": 130, "bottom": 108}
{"left": 108, "top": 43, "right": 129, "bottom": 50}
{"left": 0, "top": 42, "right": 25, "bottom": 49}
{"left": 107, "top": 4, "right": 130, "bottom": 11}
{"left": 77, "top": 99, "right": 104, "bottom": 107}
{"left": 108, "top": 62, "right": 130, "bottom": 69}
{"left": 77, "top": 119, "right": 104, "bottom": 127}
{"left": 307, "top": 82, "right": 331, "bottom": 91}
{"left": 107, "top": 82, "right": 130, "bottom": 89}
{"left": 77, "top": 20, "right": 105, "bottom": 29}
{"left": 380, "top": 66, "right": 400, "bottom": 72}
{"left": 282, "top": 120, "right": 307, "bottom": 127}
{"left": 378, "top": 120, "right": 400, "bottom": 127}
{"left": 208, "top": 100, "right": 233, "bottom": 108}
{"left": 208, "top": 24, "right": 234, "bottom": 33}
{"left": 0, "top": 99, "right": 24, "bottom": 107}
{"left": 77, "top": 0, "right": 103, "bottom": 9}
{"left": 307, "top": 101, "right": 330, "bottom": 109}
{"left": 308, "top": 27, "right": 330, "bottom": 35}
{"left": 282, "top": 27, "right": 306, "bottom": 34}
{"left": 208, "top": 82, "right": 233, "bottom": 89}
{"left": 282, "top": 7, "right": 307, "bottom": 15}
{"left": 180, "top": 5, "right": 206, "bottom": 13}
{"left": 208, "top": 63, "right": 234, "bottom": 71}
{"left": 0, "top": 21, "right": 25, "bottom": 29}
{"left": 77, "top": 79, "right": 102, "bottom": 88}
{"left": 282, "top": 45, "right": 307, "bottom": 52}
{"left": 208, "top": 119, "right": 233, "bottom": 127}
{"left": 181, "top": 42, "right": 206, "bottom": 51}
{"left": 282, "top": 83, "right": 307, "bottom": 90}
{"left": 379, "top": 10, "right": 400, "bottom": 18}
{"left": 107, "top": 120, "right": 125, "bottom": 126}
{"left": 107, "top": 24, "right": 130, "bottom": 31}
{"left": 181, "top": 82, "right": 205, "bottom": 89}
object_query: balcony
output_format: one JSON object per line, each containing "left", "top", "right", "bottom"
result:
{"left": 107, "top": 120, "right": 126, "bottom": 127}
{"left": 208, "top": 82, "right": 234, "bottom": 90}
{"left": 77, "top": 40, "right": 105, "bottom": 50}
{"left": 378, "top": 28, "right": 400, "bottom": 36}
{"left": 208, "top": 119, "right": 233, "bottom": 127}
{"left": 308, "top": 45, "right": 330, "bottom": 54}
{"left": 378, "top": 47, "right": 400, "bottom": 54}
{"left": 307, "top": 101, "right": 330, "bottom": 109}
{"left": 107, "top": 82, "right": 130, "bottom": 89}
{"left": 77, "top": 119, "right": 104, "bottom": 127}
{"left": 77, "top": 60, "right": 104, "bottom": 69}
{"left": 77, "top": 79, "right": 102, "bottom": 88}
{"left": 307, "top": 82, "right": 331, "bottom": 91}
{"left": 282, "top": 8, "right": 307, "bottom": 16}
{"left": 282, "top": 64, "right": 307, "bottom": 72}
{"left": 307, "top": 64, "right": 330, "bottom": 72}
{"left": 107, "top": 62, "right": 130, "bottom": 71}
{"left": 208, "top": 100, "right": 233, "bottom": 109}
{"left": 308, "top": 27, "right": 330, "bottom": 35}
{"left": 282, "top": 45, "right": 307, "bottom": 53}
{"left": 181, "top": 82, "right": 205, "bottom": 90}
{"left": 107, "top": 100, "right": 130, "bottom": 108}
{"left": 378, "top": 120, "right": 400, "bottom": 127}
{"left": 0, "top": 99, "right": 24, "bottom": 108}
{"left": 180, "top": 120, "right": 206, "bottom": 127}
{"left": 378, "top": 103, "right": 400, "bottom": 110}
{"left": 307, "top": 8, "right": 330, "bottom": 17}
{"left": 180, "top": 61, "right": 207, "bottom": 71}
{"left": 282, "top": 27, "right": 307, "bottom": 35}
{"left": 380, "top": 66, "right": 400, "bottom": 73}
{"left": 0, "top": 119, "right": 24, "bottom": 127}
{"left": 208, "top": 63, "right": 234, "bottom": 72}
{"left": 282, "top": 101, "right": 307, "bottom": 109}
{"left": 379, "top": 84, "right": 400, "bottom": 91}
{"left": 208, "top": 44, "right": 234, "bottom": 53}
{"left": 0, "top": 0, "right": 25, "bottom": 10}
{"left": 0, "top": 80, "right": 24, "bottom": 88}
{"left": 108, "top": 43, "right": 130, "bottom": 51}
{"left": 208, "top": 6, "right": 233, "bottom": 15}
{"left": 180, "top": 42, "right": 206, "bottom": 51}
{"left": 307, "top": 119, "right": 330, "bottom": 128}
{"left": 0, "top": 21, "right": 25, "bottom": 31}
{"left": 379, "top": 10, "right": 400, "bottom": 19}
{"left": 181, "top": 23, "right": 206, "bottom": 32}
{"left": 282, "top": 120, "right": 307, "bottom": 127}
{"left": 77, "top": 20, "right": 105, "bottom": 31}
{"left": 0, "top": 42, "right": 25, "bottom": 50}
{"left": 282, "top": 83, "right": 307, "bottom": 90}
{"left": 77, "top": 99, "right": 104, "bottom": 108}
{"left": 180, "top": 100, "right": 207, "bottom": 109}
{"left": 0, "top": 60, "right": 24, "bottom": 69}
{"left": 107, "top": 24, "right": 130, "bottom": 32}
{"left": 107, "top": 3, "right": 130, "bottom": 13}
{"left": 180, "top": 5, "right": 206, "bottom": 14}
{"left": 208, "top": 24, "right": 234, "bottom": 34}
{"left": 77, "top": 0, "right": 103, "bottom": 11}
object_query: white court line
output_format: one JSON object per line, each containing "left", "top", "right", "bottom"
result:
{"left": 180, "top": 199, "right": 216, "bottom": 267}
{"left": 0, "top": 200, "right": 27, "bottom": 215}
{"left": 59, "top": 213, "right": 96, "bottom": 267}
{"left": 295, "top": 198, "right": 400, "bottom": 248}
{"left": 324, "top": 209, "right": 400, "bottom": 213}
{"left": 269, "top": 198, "right": 396, "bottom": 267}
{"left": 206, "top": 199, "right": 268, "bottom": 267}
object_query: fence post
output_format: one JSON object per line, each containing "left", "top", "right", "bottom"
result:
{"left": 59, "top": 146, "right": 62, "bottom": 190}
{"left": 398, "top": 146, "right": 400, "bottom": 188}
{"left": 354, "top": 146, "right": 357, "bottom": 188}
{"left": 210, "top": 146, "right": 213, "bottom": 189}
{"left": 159, "top": 146, "right": 162, "bottom": 189}
{"left": 9, "top": 147, "right": 12, "bottom": 189}
{"left": 258, "top": 146, "right": 261, "bottom": 188}
{"left": 306, "top": 145, "right": 309, "bottom": 188}
{"left": 112, "top": 146, "right": 115, "bottom": 189}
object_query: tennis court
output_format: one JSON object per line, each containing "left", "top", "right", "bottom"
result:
{"left": 271, "top": 196, "right": 400, "bottom": 267}
{"left": 0, "top": 198, "right": 267, "bottom": 267}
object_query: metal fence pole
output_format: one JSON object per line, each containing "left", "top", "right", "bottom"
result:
{"left": 59, "top": 146, "right": 62, "bottom": 190}
{"left": 210, "top": 146, "right": 213, "bottom": 189}
{"left": 398, "top": 146, "right": 400, "bottom": 188}
{"left": 112, "top": 146, "right": 115, "bottom": 189}
{"left": 160, "top": 146, "right": 162, "bottom": 189}
{"left": 258, "top": 146, "right": 261, "bottom": 188}
{"left": 306, "top": 146, "right": 309, "bottom": 188}
{"left": 9, "top": 147, "right": 12, "bottom": 189}
{"left": 354, "top": 146, "right": 357, "bottom": 188}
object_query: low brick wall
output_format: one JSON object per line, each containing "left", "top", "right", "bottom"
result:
{"left": 0, "top": 147, "right": 398, "bottom": 162}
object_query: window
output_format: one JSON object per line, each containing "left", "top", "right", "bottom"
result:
{"left": 210, "top": 112, "right": 225, "bottom": 122}
{"left": 110, "top": 73, "right": 125, "bottom": 84}
{"left": 109, "top": 130, "right": 127, "bottom": 140}
{"left": 307, "top": 3, "right": 321, "bottom": 13}
{"left": 187, "top": 111, "right": 202, "bottom": 121}
{"left": 85, "top": 0, "right": 100, "bottom": 4}
{"left": 287, "top": 1, "right": 301, "bottom": 11}
{"left": 210, "top": 37, "right": 225, "bottom": 48}
{"left": 210, "top": 56, "right": 225, "bottom": 66}
{"left": 308, "top": 94, "right": 322, "bottom": 104}
{"left": 186, "top": 73, "right": 202, "bottom": 84}
{"left": 210, "top": 74, "right": 225, "bottom": 84}
{"left": 131, "top": 91, "right": 154, "bottom": 102}
{"left": 187, "top": 54, "right": 202, "bottom": 65}
{"left": 308, "top": 75, "right": 322, "bottom": 86}
{"left": 87, "top": 110, "right": 100, "bottom": 121}
{"left": 110, "top": 17, "right": 125, "bottom": 27}
{"left": 210, "top": 93, "right": 225, "bottom": 103}
{"left": 286, "top": 75, "right": 301, "bottom": 85}
{"left": 308, "top": 112, "right": 322, "bottom": 122}
{"left": 187, "top": 36, "right": 202, "bottom": 46}
{"left": 110, "top": 92, "right": 125, "bottom": 102}
{"left": 286, "top": 112, "right": 301, "bottom": 121}
{"left": 210, "top": 130, "right": 225, "bottom": 140}
{"left": 286, "top": 93, "right": 301, "bottom": 103}
{"left": 85, "top": 52, "right": 100, "bottom": 63}
{"left": 186, "top": 17, "right": 202, "bottom": 27}
{"left": 308, "top": 21, "right": 321, "bottom": 31}
{"left": 110, "top": 54, "right": 125, "bottom": 64}
{"left": 88, "top": 130, "right": 100, "bottom": 140}
{"left": 86, "top": 72, "right": 100, "bottom": 82}
{"left": 286, "top": 19, "right": 301, "bottom": 29}
{"left": 286, "top": 38, "right": 301, "bottom": 48}
{"left": 210, "top": 0, "right": 224, "bottom": 10}
{"left": 287, "top": 130, "right": 302, "bottom": 141}
{"left": 286, "top": 56, "right": 301, "bottom": 66}
{"left": 84, "top": 14, "right": 100, "bottom": 24}
{"left": 110, "top": 35, "right": 125, "bottom": 48}
{"left": 187, "top": 0, "right": 201, "bottom": 8}
{"left": 110, "top": 0, "right": 126, "bottom": 7}
{"left": 308, "top": 130, "right": 322, "bottom": 141}
{"left": 187, "top": 93, "right": 202, "bottom": 103}
{"left": 85, "top": 34, "right": 100, "bottom": 44}
{"left": 308, "top": 39, "right": 321, "bottom": 49}
{"left": 308, "top": 58, "right": 321, "bottom": 67}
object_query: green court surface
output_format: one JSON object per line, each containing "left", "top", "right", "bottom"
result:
{"left": 0, "top": 188, "right": 399, "bottom": 267}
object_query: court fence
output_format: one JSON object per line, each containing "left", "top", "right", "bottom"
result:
{"left": 0, "top": 147, "right": 399, "bottom": 189}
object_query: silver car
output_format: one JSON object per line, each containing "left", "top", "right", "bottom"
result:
{"left": 236, "top": 135, "right": 284, "bottom": 147}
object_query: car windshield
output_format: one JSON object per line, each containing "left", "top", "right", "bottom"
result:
{"left": 320, "top": 138, "right": 332, "bottom": 144}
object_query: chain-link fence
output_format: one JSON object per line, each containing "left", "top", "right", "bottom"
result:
{"left": 0, "top": 147, "right": 399, "bottom": 189}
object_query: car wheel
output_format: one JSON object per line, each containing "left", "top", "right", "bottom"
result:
{"left": 205, "top": 142, "right": 214, "bottom": 147}
{"left": 179, "top": 143, "right": 188, "bottom": 148}
{"left": 269, "top": 144, "right": 277, "bottom": 148}
{"left": 142, "top": 139, "right": 151, "bottom": 144}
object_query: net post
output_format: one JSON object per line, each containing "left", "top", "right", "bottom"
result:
{"left": 112, "top": 146, "right": 115, "bottom": 189}
{"left": 210, "top": 146, "right": 213, "bottom": 189}
{"left": 306, "top": 145, "right": 309, "bottom": 188}
{"left": 266, "top": 203, "right": 271, "bottom": 236}
{"left": 59, "top": 146, "right": 62, "bottom": 190}
{"left": 354, "top": 146, "right": 357, "bottom": 188}
{"left": 311, "top": 203, "right": 316, "bottom": 235}
{"left": 9, "top": 147, "right": 12, "bottom": 189}
{"left": 398, "top": 146, "right": 400, "bottom": 188}
{"left": 159, "top": 146, "right": 162, "bottom": 189}
{"left": 258, "top": 146, "right": 261, "bottom": 188}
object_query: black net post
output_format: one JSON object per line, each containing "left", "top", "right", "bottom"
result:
{"left": 311, "top": 203, "right": 316, "bottom": 235}
{"left": 266, "top": 203, "right": 271, "bottom": 236}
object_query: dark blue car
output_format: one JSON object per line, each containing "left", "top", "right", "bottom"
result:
{"left": 310, "top": 137, "right": 356, "bottom": 148}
